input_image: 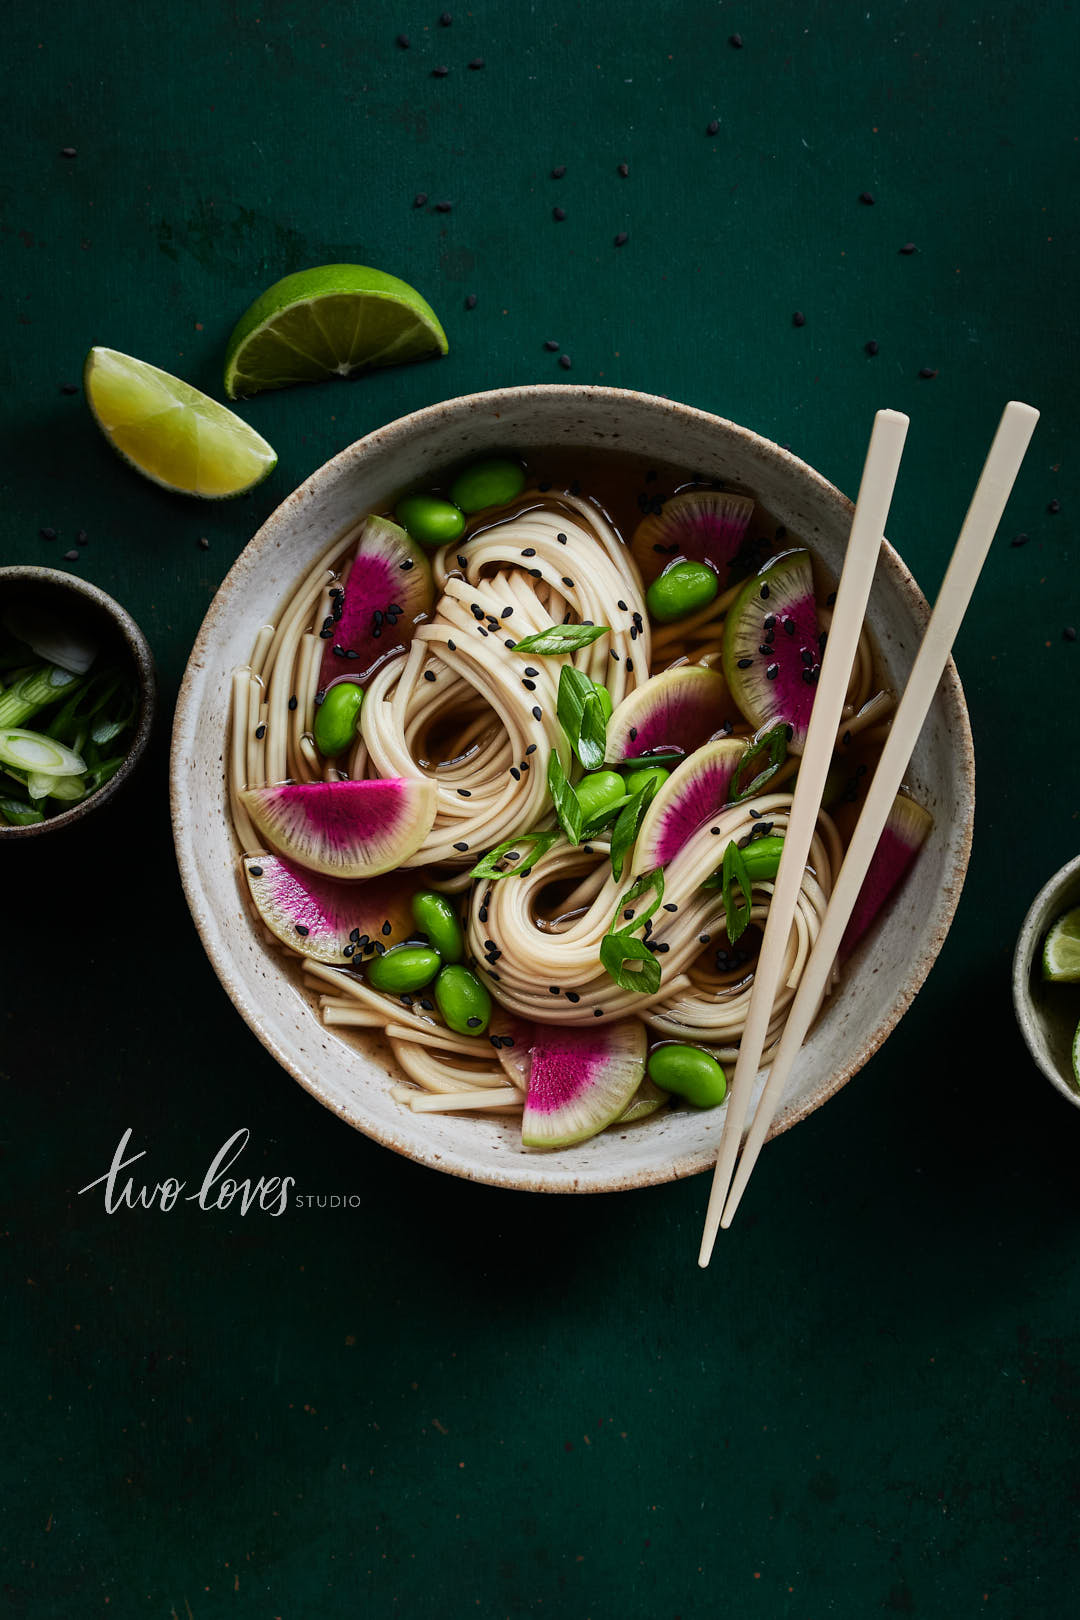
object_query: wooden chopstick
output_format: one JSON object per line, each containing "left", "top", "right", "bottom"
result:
{"left": 697, "top": 408, "right": 910, "bottom": 1267}
{"left": 701, "top": 399, "right": 1040, "bottom": 1254}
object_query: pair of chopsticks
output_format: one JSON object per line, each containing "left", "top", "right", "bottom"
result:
{"left": 698, "top": 400, "right": 1039, "bottom": 1266}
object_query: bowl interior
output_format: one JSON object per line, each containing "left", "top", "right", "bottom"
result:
{"left": 171, "top": 386, "right": 974, "bottom": 1192}
{"left": 0, "top": 567, "right": 155, "bottom": 839}
{"left": 1013, "top": 855, "right": 1080, "bottom": 1110}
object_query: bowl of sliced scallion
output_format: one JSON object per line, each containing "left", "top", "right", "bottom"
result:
{"left": 0, "top": 567, "right": 155, "bottom": 837}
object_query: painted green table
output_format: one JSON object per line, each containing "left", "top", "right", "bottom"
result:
{"left": 4, "top": 2, "right": 1078, "bottom": 1614}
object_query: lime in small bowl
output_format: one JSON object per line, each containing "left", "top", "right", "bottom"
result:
{"left": 1013, "top": 854, "right": 1080, "bottom": 1112}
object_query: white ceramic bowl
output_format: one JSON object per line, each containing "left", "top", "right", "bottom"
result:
{"left": 1012, "top": 855, "right": 1080, "bottom": 1112}
{"left": 171, "top": 386, "right": 974, "bottom": 1192}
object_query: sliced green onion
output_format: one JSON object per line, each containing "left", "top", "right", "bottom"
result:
{"left": 0, "top": 795, "right": 44, "bottom": 826}
{"left": 722, "top": 841, "right": 754, "bottom": 945}
{"left": 608, "top": 867, "right": 666, "bottom": 936}
{"left": 31, "top": 771, "right": 87, "bottom": 802}
{"left": 512, "top": 623, "right": 610, "bottom": 655}
{"left": 0, "top": 728, "right": 86, "bottom": 777}
{"left": 0, "top": 663, "right": 81, "bottom": 730}
{"left": 599, "top": 931, "right": 662, "bottom": 995}
{"left": 557, "top": 665, "right": 607, "bottom": 772}
{"left": 546, "top": 751, "right": 584, "bottom": 845}
{"left": 727, "top": 723, "right": 789, "bottom": 805}
{"left": 469, "top": 830, "right": 560, "bottom": 882}
{"left": 609, "top": 776, "right": 659, "bottom": 882}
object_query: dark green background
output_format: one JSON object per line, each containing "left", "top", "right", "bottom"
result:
{"left": 3, "top": 2, "right": 1078, "bottom": 1615}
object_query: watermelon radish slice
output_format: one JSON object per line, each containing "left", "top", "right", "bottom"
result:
{"left": 521, "top": 1018, "right": 647, "bottom": 1149}
{"left": 840, "top": 793, "right": 933, "bottom": 958}
{"left": 239, "top": 777, "right": 437, "bottom": 878}
{"left": 605, "top": 666, "right": 729, "bottom": 765}
{"left": 631, "top": 490, "right": 756, "bottom": 585}
{"left": 242, "top": 855, "right": 414, "bottom": 963}
{"left": 319, "top": 515, "right": 434, "bottom": 686}
{"left": 631, "top": 737, "right": 748, "bottom": 874}
{"left": 722, "top": 549, "right": 821, "bottom": 753}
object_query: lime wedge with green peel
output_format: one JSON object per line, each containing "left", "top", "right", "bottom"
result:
{"left": 223, "top": 264, "right": 449, "bottom": 399}
{"left": 1042, "top": 905, "right": 1080, "bottom": 983}
{"left": 84, "top": 347, "right": 277, "bottom": 498}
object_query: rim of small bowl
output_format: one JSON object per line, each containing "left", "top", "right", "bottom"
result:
{"left": 171, "top": 384, "right": 975, "bottom": 1192}
{"left": 1012, "top": 853, "right": 1080, "bottom": 1111}
{"left": 0, "top": 566, "right": 156, "bottom": 839}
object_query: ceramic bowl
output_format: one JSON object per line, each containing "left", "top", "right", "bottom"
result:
{"left": 171, "top": 385, "right": 974, "bottom": 1192}
{"left": 1012, "top": 855, "right": 1080, "bottom": 1111}
{"left": 0, "top": 566, "right": 155, "bottom": 840}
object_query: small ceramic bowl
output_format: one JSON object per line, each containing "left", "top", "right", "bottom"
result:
{"left": 172, "top": 385, "right": 975, "bottom": 1192}
{"left": 0, "top": 566, "right": 156, "bottom": 839}
{"left": 1012, "top": 855, "right": 1080, "bottom": 1111}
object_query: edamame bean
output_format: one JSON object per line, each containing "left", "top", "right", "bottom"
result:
{"left": 395, "top": 493, "right": 466, "bottom": 548}
{"left": 449, "top": 457, "right": 526, "bottom": 514}
{"left": 647, "top": 1043, "right": 727, "bottom": 1108}
{"left": 435, "top": 963, "right": 492, "bottom": 1035}
{"left": 624, "top": 765, "right": 670, "bottom": 797}
{"left": 645, "top": 560, "right": 719, "bottom": 625}
{"left": 366, "top": 944, "right": 442, "bottom": 994}
{"left": 411, "top": 890, "right": 464, "bottom": 964}
{"left": 740, "top": 834, "right": 785, "bottom": 883}
{"left": 313, "top": 680, "right": 364, "bottom": 758}
{"left": 575, "top": 770, "right": 626, "bottom": 822}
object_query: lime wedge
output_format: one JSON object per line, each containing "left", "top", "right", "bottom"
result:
{"left": 1042, "top": 905, "right": 1080, "bottom": 983}
{"left": 84, "top": 347, "right": 277, "bottom": 498}
{"left": 223, "top": 264, "right": 448, "bottom": 399}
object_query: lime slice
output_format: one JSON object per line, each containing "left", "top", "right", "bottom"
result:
{"left": 84, "top": 347, "right": 277, "bottom": 499}
{"left": 1042, "top": 905, "right": 1080, "bottom": 983}
{"left": 223, "top": 264, "right": 448, "bottom": 399}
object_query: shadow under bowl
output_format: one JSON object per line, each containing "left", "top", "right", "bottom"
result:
{"left": 0, "top": 566, "right": 156, "bottom": 839}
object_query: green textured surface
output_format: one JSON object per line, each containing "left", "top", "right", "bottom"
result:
{"left": 3, "top": 2, "right": 1079, "bottom": 1615}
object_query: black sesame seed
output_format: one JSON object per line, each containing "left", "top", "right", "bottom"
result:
{"left": 465, "top": 293, "right": 477, "bottom": 309}
{"left": 413, "top": 192, "right": 428, "bottom": 208}
{"left": 504, "top": 639, "right": 516, "bottom": 650}
{"left": 553, "top": 206, "right": 566, "bottom": 222}
{"left": 61, "top": 146, "right": 77, "bottom": 158}
{"left": 466, "top": 1016, "right": 482, "bottom": 1028}
{"left": 614, "top": 232, "right": 628, "bottom": 247}
{"left": 522, "top": 679, "right": 536, "bottom": 691}
{"left": 471, "top": 604, "right": 484, "bottom": 619}
{"left": 1048, "top": 498, "right": 1062, "bottom": 514}
{"left": 249, "top": 865, "right": 263, "bottom": 877}
{"left": 654, "top": 943, "right": 670, "bottom": 954}
{"left": 737, "top": 657, "right": 753, "bottom": 669}
{"left": 544, "top": 339, "right": 560, "bottom": 351}
{"left": 62, "top": 549, "right": 78, "bottom": 561}
{"left": 919, "top": 367, "right": 938, "bottom": 380}
{"left": 453, "top": 841, "right": 469, "bottom": 853}
{"left": 783, "top": 619, "right": 796, "bottom": 636}
{"left": 699, "top": 933, "right": 710, "bottom": 945}
{"left": 899, "top": 242, "right": 917, "bottom": 255}
{"left": 802, "top": 648, "right": 814, "bottom": 666}
{"left": 288, "top": 695, "right": 298, "bottom": 710}
{"left": 525, "top": 744, "right": 537, "bottom": 756}
{"left": 435, "top": 200, "right": 453, "bottom": 212}
{"left": 793, "top": 311, "right": 806, "bottom": 327}
{"left": 561, "top": 576, "right": 575, "bottom": 587}
{"left": 396, "top": 32, "right": 409, "bottom": 47}
{"left": 566, "top": 991, "right": 580, "bottom": 1003}
{"left": 625, "top": 658, "right": 633, "bottom": 672}
{"left": 1010, "top": 533, "right": 1029, "bottom": 548}
{"left": 865, "top": 339, "right": 880, "bottom": 356}
{"left": 558, "top": 355, "right": 572, "bottom": 370}
{"left": 859, "top": 190, "right": 875, "bottom": 205}
{"left": 424, "top": 669, "right": 437, "bottom": 682}
{"left": 400, "top": 558, "right": 415, "bottom": 571}
{"left": 729, "top": 31, "right": 743, "bottom": 47}
{"left": 457, "top": 788, "right": 471, "bottom": 797}
{"left": 255, "top": 723, "right": 266, "bottom": 740}
{"left": 468, "top": 57, "right": 484, "bottom": 70}
{"left": 295, "top": 924, "right": 309, "bottom": 936}
{"left": 432, "top": 65, "right": 450, "bottom": 77}
{"left": 706, "top": 119, "right": 719, "bottom": 136}
{"left": 556, "top": 532, "right": 568, "bottom": 543}
{"left": 532, "top": 705, "right": 542, "bottom": 720}
{"left": 381, "top": 921, "right": 392, "bottom": 937}
{"left": 551, "top": 164, "right": 567, "bottom": 178}
{"left": 711, "top": 826, "right": 721, "bottom": 835}
{"left": 760, "top": 584, "right": 770, "bottom": 600}
{"left": 842, "top": 730, "right": 852, "bottom": 746}
{"left": 39, "top": 527, "right": 57, "bottom": 541}
{"left": 663, "top": 902, "right": 678, "bottom": 913}
{"left": 528, "top": 568, "right": 542, "bottom": 579}
{"left": 344, "top": 944, "right": 355, "bottom": 957}
{"left": 617, "top": 162, "right": 629, "bottom": 177}
{"left": 1064, "top": 626, "right": 1077, "bottom": 642}
{"left": 77, "top": 530, "right": 89, "bottom": 544}
{"left": 826, "top": 590, "right": 837, "bottom": 607}
{"left": 767, "top": 663, "right": 779, "bottom": 680}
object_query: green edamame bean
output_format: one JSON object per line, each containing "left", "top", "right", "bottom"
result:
{"left": 435, "top": 963, "right": 492, "bottom": 1035}
{"left": 411, "top": 890, "right": 464, "bottom": 964}
{"left": 647, "top": 1043, "right": 727, "bottom": 1108}
{"left": 366, "top": 944, "right": 442, "bottom": 994}
{"left": 740, "top": 834, "right": 785, "bottom": 883}
{"left": 575, "top": 770, "right": 626, "bottom": 822}
{"left": 594, "top": 684, "right": 613, "bottom": 722}
{"left": 313, "top": 681, "right": 364, "bottom": 758}
{"left": 449, "top": 457, "right": 526, "bottom": 514}
{"left": 395, "top": 493, "right": 466, "bottom": 548}
{"left": 624, "top": 765, "right": 670, "bottom": 797}
{"left": 645, "top": 560, "right": 719, "bottom": 625}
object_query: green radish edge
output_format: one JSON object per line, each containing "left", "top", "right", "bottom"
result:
{"left": 722, "top": 549, "right": 821, "bottom": 754}
{"left": 840, "top": 793, "right": 933, "bottom": 958}
{"left": 521, "top": 1018, "right": 647, "bottom": 1150}
{"left": 604, "top": 666, "right": 730, "bottom": 765}
{"left": 240, "top": 777, "right": 437, "bottom": 879}
{"left": 631, "top": 736, "right": 748, "bottom": 875}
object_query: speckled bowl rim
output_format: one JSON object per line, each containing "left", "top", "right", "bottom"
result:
{"left": 1011, "top": 853, "right": 1080, "bottom": 1111}
{"left": 0, "top": 565, "right": 156, "bottom": 839}
{"left": 171, "top": 384, "right": 974, "bottom": 1192}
